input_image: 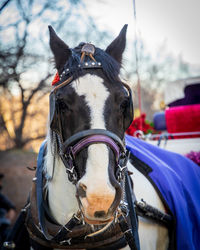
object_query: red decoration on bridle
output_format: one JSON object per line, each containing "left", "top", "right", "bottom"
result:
{"left": 51, "top": 44, "right": 96, "bottom": 86}
{"left": 52, "top": 72, "right": 60, "bottom": 86}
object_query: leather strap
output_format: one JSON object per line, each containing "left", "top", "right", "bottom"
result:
{"left": 62, "top": 129, "right": 125, "bottom": 154}
{"left": 124, "top": 170, "right": 140, "bottom": 250}
{"left": 71, "top": 134, "right": 120, "bottom": 159}
{"left": 118, "top": 215, "right": 137, "bottom": 250}
{"left": 53, "top": 76, "right": 73, "bottom": 93}
{"left": 135, "top": 200, "right": 173, "bottom": 227}
{"left": 53, "top": 216, "right": 81, "bottom": 244}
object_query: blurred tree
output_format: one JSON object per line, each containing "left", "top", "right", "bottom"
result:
{"left": 124, "top": 38, "right": 199, "bottom": 90}
{"left": 0, "top": 0, "right": 11, "bottom": 12}
{"left": 122, "top": 38, "right": 200, "bottom": 119}
{"left": 0, "top": 0, "right": 110, "bottom": 150}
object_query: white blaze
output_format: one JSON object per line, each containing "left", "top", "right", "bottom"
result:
{"left": 72, "top": 74, "right": 109, "bottom": 128}
{"left": 72, "top": 74, "right": 115, "bottom": 195}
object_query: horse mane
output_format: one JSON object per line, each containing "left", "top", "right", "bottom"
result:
{"left": 62, "top": 42, "right": 121, "bottom": 83}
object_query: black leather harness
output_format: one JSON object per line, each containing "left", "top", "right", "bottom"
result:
{"left": 25, "top": 137, "right": 140, "bottom": 250}
{"left": 3, "top": 141, "right": 172, "bottom": 250}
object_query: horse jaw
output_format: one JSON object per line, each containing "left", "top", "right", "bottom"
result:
{"left": 43, "top": 130, "right": 79, "bottom": 225}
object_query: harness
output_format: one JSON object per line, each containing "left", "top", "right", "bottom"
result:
{"left": 3, "top": 43, "right": 172, "bottom": 250}
{"left": 21, "top": 143, "right": 171, "bottom": 250}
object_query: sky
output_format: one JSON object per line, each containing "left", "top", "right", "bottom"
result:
{"left": 84, "top": 0, "right": 200, "bottom": 66}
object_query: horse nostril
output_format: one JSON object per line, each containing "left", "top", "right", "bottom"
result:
{"left": 94, "top": 210, "right": 106, "bottom": 218}
{"left": 77, "top": 183, "right": 87, "bottom": 197}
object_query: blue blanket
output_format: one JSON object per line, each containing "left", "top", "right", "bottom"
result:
{"left": 125, "top": 135, "right": 200, "bottom": 250}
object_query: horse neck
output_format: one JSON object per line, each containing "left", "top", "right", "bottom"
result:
{"left": 43, "top": 131, "right": 79, "bottom": 225}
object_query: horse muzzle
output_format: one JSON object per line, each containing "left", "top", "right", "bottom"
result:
{"left": 76, "top": 181, "right": 122, "bottom": 225}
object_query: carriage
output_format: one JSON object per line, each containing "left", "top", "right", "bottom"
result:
{"left": 146, "top": 77, "right": 200, "bottom": 157}
{"left": 2, "top": 25, "right": 200, "bottom": 250}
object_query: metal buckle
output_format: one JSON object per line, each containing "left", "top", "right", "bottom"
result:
{"left": 81, "top": 43, "right": 95, "bottom": 56}
{"left": 60, "top": 238, "right": 72, "bottom": 245}
{"left": 120, "top": 201, "right": 129, "bottom": 217}
{"left": 117, "top": 164, "right": 127, "bottom": 182}
{"left": 64, "top": 148, "right": 78, "bottom": 184}
{"left": 65, "top": 166, "right": 77, "bottom": 184}
{"left": 63, "top": 225, "right": 72, "bottom": 233}
{"left": 21, "top": 202, "right": 30, "bottom": 212}
{"left": 117, "top": 151, "right": 130, "bottom": 182}
{"left": 136, "top": 199, "right": 146, "bottom": 208}
{"left": 72, "top": 212, "right": 81, "bottom": 222}
{"left": 81, "top": 43, "right": 96, "bottom": 63}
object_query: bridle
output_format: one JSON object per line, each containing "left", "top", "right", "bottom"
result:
{"left": 49, "top": 43, "right": 133, "bottom": 186}
{"left": 42, "top": 43, "right": 139, "bottom": 249}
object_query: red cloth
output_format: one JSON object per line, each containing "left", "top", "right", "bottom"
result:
{"left": 165, "top": 104, "right": 200, "bottom": 138}
{"left": 126, "top": 113, "right": 155, "bottom": 136}
{"left": 52, "top": 72, "right": 60, "bottom": 86}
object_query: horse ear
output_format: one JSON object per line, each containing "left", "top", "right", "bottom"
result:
{"left": 48, "top": 25, "right": 71, "bottom": 72}
{"left": 105, "top": 24, "right": 128, "bottom": 65}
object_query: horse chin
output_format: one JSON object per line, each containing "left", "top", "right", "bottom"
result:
{"left": 84, "top": 215, "right": 114, "bottom": 225}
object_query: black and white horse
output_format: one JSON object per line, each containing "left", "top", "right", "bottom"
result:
{"left": 43, "top": 25, "right": 168, "bottom": 250}
{"left": 4, "top": 25, "right": 169, "bottom": 250}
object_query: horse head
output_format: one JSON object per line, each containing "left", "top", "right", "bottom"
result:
{"left": 47, "top": 25, "right": 133, "bottom": 226}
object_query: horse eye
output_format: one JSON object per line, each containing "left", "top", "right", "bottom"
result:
{"left": 58, "top": 100, "right": 68, "bottom": 110}
{"left": 120, "top": 99, "right": 128, "bottom": 111}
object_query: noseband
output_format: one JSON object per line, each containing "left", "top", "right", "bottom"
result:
{"left": 60, "top": 129, "right": 127, "bottom": 184}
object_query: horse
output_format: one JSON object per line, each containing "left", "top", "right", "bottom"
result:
{"left": 5, "top": 24, "right": 200, "bottom": 250}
